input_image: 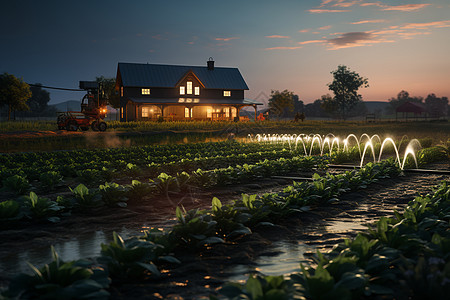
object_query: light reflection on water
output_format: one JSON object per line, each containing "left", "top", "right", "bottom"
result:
{"left": 227, "top": 219, "right": 368, "bottom": 280}
{"left": 1, "top": 227, "right": 140, "bottom": 278}
{"left": 2, "top": 215, "right": 369, "bottom": 283}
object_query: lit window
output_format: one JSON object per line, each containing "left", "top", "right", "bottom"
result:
{"left": 180, "top": 86, "right": 185, "bottom": 95}
{"left": 231, "top": 107, "right": 237, "bottom": 118}
{"left": 187, "top": 81, "right": 192, "bottom": 94}
{"left": 224, "top": 90, "right": 231, "bottom": 97}
{"left": 194, "top": 86, "right": 200, "bottom": 95}
{"left": 224, "top": 107, "right": 230, "bottom": 118}
{"left": 120, "top": 87, "right": 123, "bottom": 97}
{"left": 142, "top": 88, "right": 150, "bottom": 95}
{"left": 121, "top": 107, "right": 124, "bottom": 118}
{"left": 185, "top": 107, "right": 192, "bottom": 118}
{"left": 142, "top": 107, "right": 149, "bottom": 117}
{"left": 207, "top": 107, "right": 212, "bottom": 118}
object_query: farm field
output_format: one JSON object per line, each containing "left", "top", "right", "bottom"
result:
{"left": 0, "top": 120, "right": 449, "bottom": 152}
{"left": 0, "top": 121, "right": 449, "bottom": 299}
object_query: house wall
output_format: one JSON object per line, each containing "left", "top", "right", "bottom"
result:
{"left": 122, "top": 86, "right": 244, "bottom": 100}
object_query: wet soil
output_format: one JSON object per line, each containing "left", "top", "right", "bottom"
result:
{"left": 0, "top": 166, "right": 448, "bottom": 299}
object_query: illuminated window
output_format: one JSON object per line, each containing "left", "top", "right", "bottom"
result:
{"left": 223, "top": 90, "right": 231, "bottom": 97}
{"left": 142, "top": 88, "right": 150, "bottom": 95}
{"left": 121, "top": 107, "right": 124, "bottom": 118}
{"left": 206, "top": 107, "right": 212, "bottom": 118}
{"left": 194, "top": 86, "right": 200, "bottom": 95}
{"left": 142, "top": 107, "right": 149, "bottom": 117}
{"left": 224, "top": 107, "right": 230, "bottom": 118}
{"left": 187, "top": 81, "right": 192, "bottom": 94}
{"left": 185, "top": 107, "right": 192, "bottom": 118}
{"left": 231, "top": 107, "right": 237, "bottom": 118}
{"left": 120, "top": 87, "right": 123, "bottom": 97}
{"left": 180, "top": 86, "right": 185, "bottom": 95}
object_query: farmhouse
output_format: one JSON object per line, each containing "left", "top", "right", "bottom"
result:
{"left": 115, "top": 59, "right": 262, "bottom": 121}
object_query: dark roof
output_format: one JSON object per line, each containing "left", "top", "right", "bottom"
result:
{"left": 127, "top": 97, "right": 262, "bottom": 106}
{"left": 396, "top": 101, "right": 426, "bottom": 113}
{"left": 117, "top": 62, "right": 249, "bottom": 90}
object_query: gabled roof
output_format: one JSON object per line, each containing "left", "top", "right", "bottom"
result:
{"left": 396, "top": 101, "right": 426, "bottom": 113}
{"left": 117, "top": 62, "right": 249, "bottom": 90}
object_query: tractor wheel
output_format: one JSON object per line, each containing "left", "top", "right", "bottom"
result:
{"left": 91, "top": 121, "right": 99, "bottom": 131}
{"left": 80, "top": 126, "right": 89, "bottom": 131}
{"left": 67, "top": 121, "right": 78, "bottom": 131}
{"left": 98, "top": 122, "right": 107, "bottom": 132}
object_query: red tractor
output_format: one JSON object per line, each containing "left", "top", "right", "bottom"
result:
{"left": 57, "top": 81, "right": 108, "bottom": 131}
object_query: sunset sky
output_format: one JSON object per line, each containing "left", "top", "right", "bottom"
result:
{"left": 1, "top": 0, "right": 449, "bottom": 105}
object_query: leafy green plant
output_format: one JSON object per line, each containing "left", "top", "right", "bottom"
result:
{"left": 150, "top": 173, "right": 179, "bottom": 199}
{"left": 172, "top": 206, "right": 224, "bottom": 248}
{"left": 5, "top": 246, "right": 110, "bottom": 299}
{"left": 22, "top": 192, "right": 63, "bottom": 222}
{"left": 176, "top": 171, "right": 191, "bottom": 191}
{"left": 69, "top": 184, "right": 101, "bottom": 208}
{"left": 1, "top": 175, "right": 30, "bottom": 195}
{"left": 210, "top": 197, "right": 252, "bottom": 239}
{"left": 39, "top": 171, "right": 63, "bottom": 190}
{"left": 127, "top": 180, "right": 156, "bottom": 202}
{"left": 99, "top": 232, "right": 167, "bottom": 281}
{"left": 99, "top": 182, "right": 128, "bottom": 207}
{"left": 220, "top": 274, "right": 295, "bottom": 300}
{"left": 0, "top": 200, "right": 22, "bottom": 222}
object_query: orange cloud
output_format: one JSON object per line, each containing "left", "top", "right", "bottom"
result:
{"left": 308, "top": 9, "right": 351, "bottom": 13}
{"left": 265, "top": 46, "right": 303, "bottom": 50}
{"left": 350, "top": 19, "right": 387, "bottom": 24}
{"left": 318, "top": 25, "right": 332, "bottom": 30}
{"left": 265, "top": 35, "right": 291, "bottom": 39}
{"left": 215, "top": 37, "right": 239, "bottom": 42}
{"left": 298, "top": 40, "right": 326, "bottom": 45}
{"left": 298, "top": 29, "right": 310, "bottom": 33}
{"left": 401, "top": 20, "right": 450, "bottom": 29}
{"left": 381, "top": 4, "right": 431, "bottom": 11}
{"left": 398, "top": 32, "right": 432, "bottom": 39}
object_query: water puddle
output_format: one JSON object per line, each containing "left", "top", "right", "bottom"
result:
{"left": 227, "top": 218, "right": 369, "bottom": 281}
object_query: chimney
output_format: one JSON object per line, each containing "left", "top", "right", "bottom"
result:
{"left": 207, "top": 57, "right": 214, "bottom": 70}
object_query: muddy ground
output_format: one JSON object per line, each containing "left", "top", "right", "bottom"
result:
{"left": 0, "top": 166, "right": 448, "bottom": 299}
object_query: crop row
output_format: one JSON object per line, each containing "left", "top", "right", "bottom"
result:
{"left": 1, "top": 159, "right": 403, "bottom": 299}
{"left": 0, "top": 142, "right": 302, "bottom": 189}
{"left": 0, "top": 155, "right": 324, "bottom": 224}
{"left": 220, "top": 181, "right": 450, "bottom": 299}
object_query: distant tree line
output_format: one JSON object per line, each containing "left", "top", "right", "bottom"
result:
{"left": 386, "top": 90, "right": 448, "bottom": 118}
{"left": 266, "top": 65, "right": 448, "bottom": 120}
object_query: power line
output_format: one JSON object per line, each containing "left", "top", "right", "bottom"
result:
{"left": 27, "top": 83, "right": 84, "bottom": 92}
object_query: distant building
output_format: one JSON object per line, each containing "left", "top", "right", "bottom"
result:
{"left": 115, "top": 59, "right": 262, "bottom": 121}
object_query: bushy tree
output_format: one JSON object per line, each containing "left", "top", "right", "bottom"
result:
{"left": 268, "top": 89, "right": 295, "bottom": 119}
{"left": 0, "top": 73, "right": 32, "bottom": 120}
{"left": 96, "top": 76, "right": 120, "bottom": 108}
{"left": 424, "top": 93, "right": 448, "bottom": 118}
{"left": 327, "top": 65, "right": 369, "bottom": 120}
{"left": 28, "top": 83, "right": 50, "bottom": 112}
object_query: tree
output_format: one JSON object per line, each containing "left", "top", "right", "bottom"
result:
{"left": 268, "top": 89, "right": 295, "bottom": 119}
{"left": 327, "top": 65, "right": 369, "bottom": 120}
{"left": 387, "top": 90, "right": 423, "bottom": 114}
{"left": 424, "top": 93, "right": 448, "bottom": 118}
{"left": 96, "top": 76, "right": 120, "bottom": 108}
{"left": 0, "top": 73, "right": 32, "bottom": 120}
{"left": 28, "top": 83, "right": 50, "bottom": 112}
